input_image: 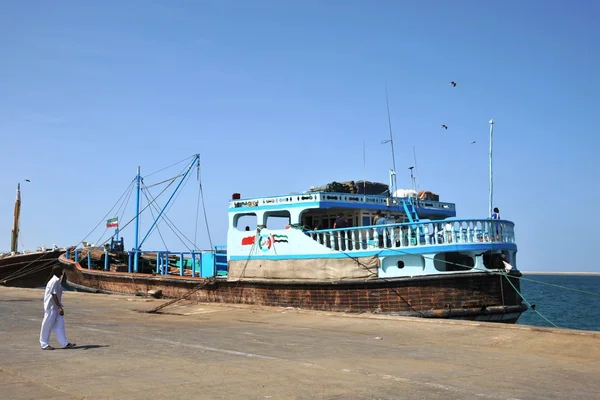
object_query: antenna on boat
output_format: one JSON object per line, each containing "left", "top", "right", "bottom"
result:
{"left": 362, "top": 140, "right": 367, "bottom": 194}
{"left": 489, "top": 119, "right": 495, "bottom": 218}
{"left": 412, "top": 146, "right": 420, "bottom": 193}
{"left": 384, "top": 84, "right": 398, "bottom": 196}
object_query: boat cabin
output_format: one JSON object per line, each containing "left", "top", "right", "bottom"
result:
{"left": 228, "top": 190, "right": 456, "bottom": 232}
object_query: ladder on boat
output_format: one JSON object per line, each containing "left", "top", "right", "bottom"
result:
{"left": 401, "top": 197, "right": 420, "bottom": 226}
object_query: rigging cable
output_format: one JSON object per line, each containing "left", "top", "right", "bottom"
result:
{"left": 99, "top": 178, "right": 177, "bottom": 247}
{"left": 194, "top": 159, "right": 201, "bottom": 249}
{"left": 197, "top": 156, "right": 214, "bottom": 250}
{"left": 78, "top": 179, "right": 135, "bottom": 247}
{"left": 141, "top": 172, "right": 197, "bottom": 251}
{"left": 141, "top": 188, "right": 170, "bottom": 252}
{"left": 143, "top": 155, "right": 195, "bottom": 179}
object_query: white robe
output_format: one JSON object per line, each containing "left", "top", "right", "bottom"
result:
{"left": 40, "top": 275, "right": 69, "bottom": 348}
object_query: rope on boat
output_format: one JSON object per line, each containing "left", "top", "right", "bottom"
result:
{"left": 0, "top": 257, "right": 58, "bottom": 285}
{"left": 143, "top": 155, "right": 196, "bottom": 179}
{"left": 145, "top": 276, "right": 217, "bottom": 314}
{"left": 381, "top": 246, "right": 560, "bottom": 327}
{"left": 142, "top": 189, "right": 170, "bottom": 252}
{"left": 319, "top": 231, "right": 562, "bottom": 324}
{"left": 141, "top": 178, "right": 199, "bottom": 252}
{"left": 512, "top": 275, "right": 600, "bottom": 298}
{"left": 197, "top": 159, "right": 214, "bottom": 251}
{"left": 78, "top": 180, "right": 136, "bottom": 248}
{"left": 329, "top": 229, "right": 600, "bottom": 297}
{"left": 496, "top": 269, "right": 559, "bottom": 328}
{"left": 93, "top": 178, "right": 177, "bottom": 249}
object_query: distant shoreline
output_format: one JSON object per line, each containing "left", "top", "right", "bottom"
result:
{"left": 521, "top": 271, "right": 600, "bottom": 276}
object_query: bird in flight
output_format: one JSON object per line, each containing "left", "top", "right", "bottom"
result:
{"left": 450, "top": 81, "right": 457, "bottom": 87}
{"left": 441, "top": 125, "right": 448, "bottom": 129}
{"left": 25, "top": 179, "right": 31, "bottom": 182}
{"left": 471, "top": 141, "right": 476, "bottom": 144}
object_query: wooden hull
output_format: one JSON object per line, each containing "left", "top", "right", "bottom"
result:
{"left": 60, "top": 256, "right": 527, "bottom": 323}
{"left": 0, "top": 250, "right": 65, "bottom": 288}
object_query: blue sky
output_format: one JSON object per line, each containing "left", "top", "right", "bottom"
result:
{"left": 0, "top": 1, "right": 598, "bottom": 271}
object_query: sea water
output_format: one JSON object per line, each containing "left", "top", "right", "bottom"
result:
{"left": 517, "top": 274, "right": 600, "bottom": 332}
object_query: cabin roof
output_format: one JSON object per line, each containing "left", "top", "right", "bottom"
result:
{"left": 228, "top": 191, "right": 456, "bottom": 217}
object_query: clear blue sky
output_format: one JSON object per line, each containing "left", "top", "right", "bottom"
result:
{"left": 1, "top": 1, "right": 598, "bottom": 271}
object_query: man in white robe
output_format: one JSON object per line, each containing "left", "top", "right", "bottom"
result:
{"left": 40, "top": 265, "right": 75, "bottom": 350}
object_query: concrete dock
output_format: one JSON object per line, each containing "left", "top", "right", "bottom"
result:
{"left": 1, "top": 287, "right": 599, "bottom": 400}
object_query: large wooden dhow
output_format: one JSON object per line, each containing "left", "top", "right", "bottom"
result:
{"left": 59, "top": 154, "right": 527, "bottom": 323}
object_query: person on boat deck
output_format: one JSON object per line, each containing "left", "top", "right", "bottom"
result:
{"left": 40, "top": 265, "right": 75, "bottom": 350}
{"left": 333, "top": 213, "right": 349, "bottom": 251}
{"left": 491, "top": 207, "right": 501, "bottom": 240}
{"left": 393, "top": 216, "right": 401, "bottom": 247}
{"left": 374, "top": 211, "right": 389, "bottom": 248}
{"left": 349, "top": 181, "right": 358, "bottom": 194}
{"left": 445, "top": 222, "right": 454, "bottom": 243}
{"left": 492, "top": 207, "right": 500, "bottom": 220}
{"left": 245, "top": 226, "right": 250, "bottom": 231}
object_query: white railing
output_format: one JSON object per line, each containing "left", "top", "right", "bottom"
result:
{"left": 230, "top": 192, "right": 456, "bottom": 213}
{"left": 305, "top": 219, "right": 515, "bottom": 252}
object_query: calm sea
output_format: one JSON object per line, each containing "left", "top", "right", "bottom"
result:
{"left": 517, "top": 274, "right": 600, "bottom": 332}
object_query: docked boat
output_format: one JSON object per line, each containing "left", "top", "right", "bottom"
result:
{"left": 0, "top": 184, "right": 68, "bottom": 288}
{"left": 59, "top": 154, "right": 526, "bottom": 323}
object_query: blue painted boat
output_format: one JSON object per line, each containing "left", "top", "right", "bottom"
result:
{"left": 60, "top": 154, "right": 527, "bottom": 323}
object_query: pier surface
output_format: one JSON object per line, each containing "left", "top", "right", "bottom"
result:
{"left": 1, "top": 287, "right": 599, "bottom": 400}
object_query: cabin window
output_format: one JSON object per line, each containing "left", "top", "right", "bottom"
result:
{"left": 381, "top": 255, "right": 424, "bottom": 273}
{"left": 434, "top": 252, "right": 474, "bottom": 272}
{"left": 235, "top": 213, "right": 257, "bottom": 232}
{"left": 265, "top": 210, "right": 291, "bottom": 230}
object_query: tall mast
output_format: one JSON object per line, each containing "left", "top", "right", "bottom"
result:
{"left": 10, "top": 184, "right": 21, "bottom": 253}
{"left": 385, "top": 84, "right": 398, "bottom": 195}
{"left": 489, "top": 119, "right": 495, "bottom": 218}
{"left": 133, "top": 166, "right": 141, "bottom": 273}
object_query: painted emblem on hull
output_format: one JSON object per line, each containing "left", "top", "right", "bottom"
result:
{"left": 258, "top": 234, "right": 289, "bottom": 252}
{"left": 242, "top": 234, "right": 288, "bottom": 252}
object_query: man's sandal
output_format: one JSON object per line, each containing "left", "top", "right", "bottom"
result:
{"left": 42, "top": 346, "right": 55, "bottom": 350}
{"left": 63, "top": 343, "right": 76, "bottom": 349}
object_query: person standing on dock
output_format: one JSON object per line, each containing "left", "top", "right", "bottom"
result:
{"left": 40, "top": 265, "right": 75, "bottom": 350}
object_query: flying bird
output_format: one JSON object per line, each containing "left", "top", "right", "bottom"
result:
{"left": 450, "top": 81, "right": 457, "bottom": 87}
{"left": 471, "top": 141, "right": 476, "bottom": 144}
{"left": 441, "top": 125, "right": 448, "bottom": 129}
{"left": 25, "top": 179, "right": 31, "bottom": 182}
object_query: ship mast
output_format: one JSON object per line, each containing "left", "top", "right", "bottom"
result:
{"left": 384, "top": 85, "right": 398, "bottom": 196}
{"left": 10, "top": 184, "right": 21, "bottom": 253}
{"left": 489, "top": 119, "right": 494, "bottom": 218}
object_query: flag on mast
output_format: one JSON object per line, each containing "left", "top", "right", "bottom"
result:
{"left": 106, "top": 217, "right": 119, "bottom": 228}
